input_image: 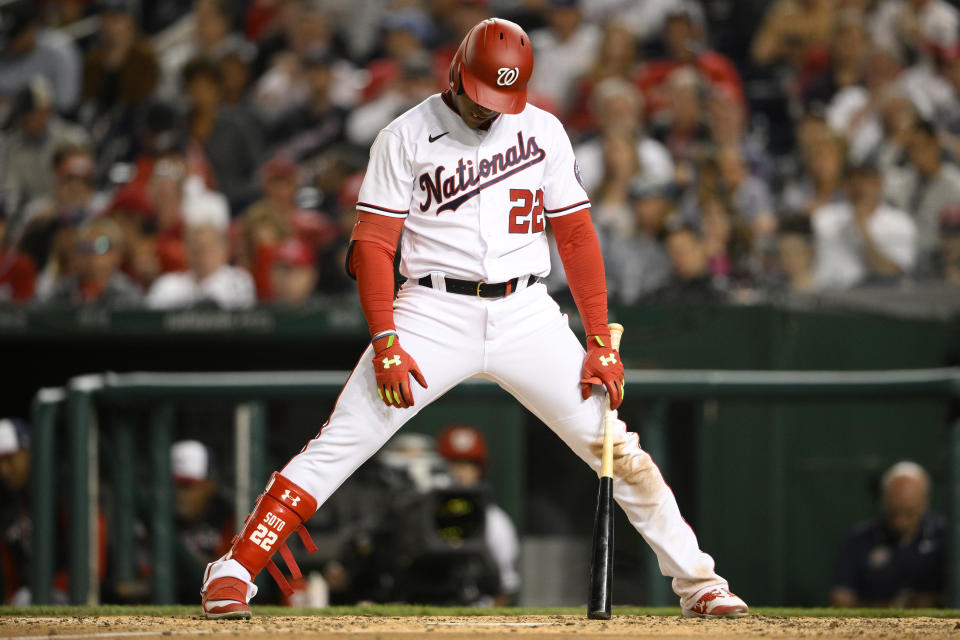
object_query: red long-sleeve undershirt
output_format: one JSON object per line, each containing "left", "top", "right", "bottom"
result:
{"left": 347, "top": 212, "right": 403, "bottom": 337}
{"left": 348, "top": 208, "right": 609, "bottom": 339}
{"left": 549, "top": 208, "right": 610, "bottom": 339}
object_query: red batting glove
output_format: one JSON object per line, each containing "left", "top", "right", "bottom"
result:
{"left": 580, "top": 334, "right": 625, "bottom": 410}
{"left": 372, "top": 333, "right": 428, "bottom": 409}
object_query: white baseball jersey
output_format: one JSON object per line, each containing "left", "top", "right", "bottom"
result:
{"left": 356, "top": 92, "right": 590, "bottom": 283}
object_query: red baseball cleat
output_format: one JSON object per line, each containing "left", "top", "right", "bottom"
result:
{"left": 201, "top": 577, "right": 251, "bottom": 620}
{"left": 682, "top": 587, "right": 749, "bottom": 618}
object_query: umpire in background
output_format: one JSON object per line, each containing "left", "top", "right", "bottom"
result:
{"left": 830, "top": 461, "right": 946, "bottom": 608}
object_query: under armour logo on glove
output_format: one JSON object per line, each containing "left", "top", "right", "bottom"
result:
{"left": 580, "top": 334, "right": 625, "bottom": 409}
{"left": 372, "top": 332, "right": 428, "bottom": 409}
{"left": 281, "top": 490, "right": 300, "bottom": 506}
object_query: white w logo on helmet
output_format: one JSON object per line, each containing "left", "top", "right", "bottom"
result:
{"left": 496, "top": 67, "right": 520, "bottom": 86}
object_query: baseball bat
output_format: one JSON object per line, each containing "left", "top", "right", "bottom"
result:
{"left": 587, "top": 323, "right": 623, "bottom": 620}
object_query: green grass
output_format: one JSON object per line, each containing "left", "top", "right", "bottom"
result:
{"left": 1, "top": 605, "right": 959, "bottom": 618}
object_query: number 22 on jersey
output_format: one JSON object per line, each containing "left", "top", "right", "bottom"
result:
{"left": 509, "top": 188, "right": 545, "bottom": 234}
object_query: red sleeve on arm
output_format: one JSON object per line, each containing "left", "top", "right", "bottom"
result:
{"left": 549, "top": 209, "right": 609, "bottom": 338}
{"left": 347, "top": 211, "right": 405, "bottom": 337}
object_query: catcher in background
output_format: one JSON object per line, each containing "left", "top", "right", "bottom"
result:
{"left": 200, "top": 18, "right": 748, "bottom": 619}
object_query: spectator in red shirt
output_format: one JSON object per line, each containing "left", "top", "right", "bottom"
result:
{"left": 0, "top": 213, "right": 36, "bottom": 304}
{"left": 636, "top": 8, "right": 745, "bottom": 119}
{"left": 238, "top": 155, "right": 337, "bottom": 299}
{"left": 270, "top": 238, "right": 318, "bottom": 305}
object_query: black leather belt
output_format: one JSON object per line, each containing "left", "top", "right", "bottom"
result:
{"left": 417, "top": 275, "right": 541, "bottom": 298}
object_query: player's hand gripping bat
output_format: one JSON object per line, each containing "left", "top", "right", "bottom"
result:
{"left": 587, "top": 322, "right": 623, "bottom": 620}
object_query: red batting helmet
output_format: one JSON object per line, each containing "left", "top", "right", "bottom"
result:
{"left": 437, "top": 424, "right": 488, "bottom": 466}
{"left": 448, "top": 18, "right": 534, "bottom": 114}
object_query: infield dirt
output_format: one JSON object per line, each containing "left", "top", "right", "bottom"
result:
{"left": 2, "top": 615, "right": 959, "bottom": 639}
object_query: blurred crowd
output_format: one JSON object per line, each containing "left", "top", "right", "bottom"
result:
{"left": 2, "top": 0, "right": 960, "bottom": 309}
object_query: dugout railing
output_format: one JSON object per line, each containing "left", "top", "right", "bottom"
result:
{"left": 30, "top": 368, "right": 960, "bottom": 607}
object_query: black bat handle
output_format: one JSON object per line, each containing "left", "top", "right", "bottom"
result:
{"left": 587, "top": 475, "right": 614, "bottom": 619}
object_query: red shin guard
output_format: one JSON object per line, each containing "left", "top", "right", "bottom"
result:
{"left": 228, "top": 472, "right": 319, "bottom": 595}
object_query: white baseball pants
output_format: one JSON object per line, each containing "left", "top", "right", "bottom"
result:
{"left": 208, "top": 281, "right": 726, "bottom": 607}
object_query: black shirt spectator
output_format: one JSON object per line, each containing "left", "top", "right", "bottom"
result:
{"left": 832, "top": 512, "right": 946, "bottom": 607}
{"left": 831, "top": 461, "right": 946, "bottom": 608}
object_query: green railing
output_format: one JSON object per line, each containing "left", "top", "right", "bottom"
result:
{"left": 31, "top": 368, "right": 960, "bottom": 607}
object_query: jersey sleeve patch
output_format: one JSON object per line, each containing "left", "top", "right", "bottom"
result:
{"left": 356, "top": 202, "right": 409, "bottom": 218}
{"left": 544, "top": 200, "right": 591, "bottom": 218}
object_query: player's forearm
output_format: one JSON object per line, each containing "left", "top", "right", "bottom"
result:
{"left": 348, "top": 212, "right": 405, "bottom": 337}
{"left": 550, "top": 209, "right": 610, "bottom": 338}
{"left": 351, "top": 241, "right": 398, "bottom": 337}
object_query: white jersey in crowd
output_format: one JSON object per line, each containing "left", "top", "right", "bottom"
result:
{"left": 356, "top": 92, "right": 590, "bottom": 283}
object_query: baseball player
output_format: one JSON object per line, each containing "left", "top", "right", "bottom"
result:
{"left": 201, "top": 18, "right": 748, "bottom": 619}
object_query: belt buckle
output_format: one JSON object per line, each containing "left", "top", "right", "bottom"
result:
{"left": 476, "top": 280, "right": 489, "bottom": 298}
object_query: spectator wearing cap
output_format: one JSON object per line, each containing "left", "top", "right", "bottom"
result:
{"left": 831, "top": 461, "right": 946, "bottom": 608}
{"left": 0, "top": 418, "right": 34, "bottom": 604}
{"left": 270, "top": 239, "right": 318, "bottom": 305}
{"left": 775, "top": 214, "right": 819, "bottom": 293}
{"left": 183, "top": 57, "right": 263, "bottom": 212}
{"left": 270, "top": 49, "right": 349, "bottom": 160}
{"left": 813, "top": 163, "right": 917, "bottom": 290}
{"left": 528, "top": 0, "right": 601, "bottom": 115}
{"left": 637, "top": 7, "right": 745, "bottom": 119}
{"left": 572, "top": 79, "right": 674, "bottom": 195}
{"left": 170, "top": 440, "right": 233, "bottom": 605}
{"left": 147, "top": 192, "right": 254, "bottom": 309}
{"left": 888, "top": 120, "right": 960, "bottom": 273}
{"left": 45, "top": 216, "right": 143, "bottom": 305}
{"left": 81, "top": 0, "right": 160, "bottom": 138}
{"left": 0, "top": 207, "right": 36, "bottom": 303}
{"left": 938, "top": 205, "right": 960, "bottom": 283}
{"left": 601, "top": 178, "right": 673, "bottom": 304}
{"left": 0, "top": 1, "right": 81, "bottom": 112}
{"left": 238, "top": 155, "right": 338, "bottom": 299}
{"left": 436, "top": 425, "right": 520, "bottom": 606}
{"left": 0, "top": 78, "right": 89, "bottom": 216}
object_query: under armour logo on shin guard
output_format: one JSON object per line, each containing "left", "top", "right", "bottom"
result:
{"left": 281, "top": 490, "right": 300, "bottom": 506}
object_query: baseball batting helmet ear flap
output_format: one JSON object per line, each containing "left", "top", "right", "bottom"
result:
{"left": 448, "top": 18, "right": 534, "bottom": 114}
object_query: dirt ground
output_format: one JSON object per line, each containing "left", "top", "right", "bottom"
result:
{"left": 1, "top": 615, "right": 959, "bottom": 640}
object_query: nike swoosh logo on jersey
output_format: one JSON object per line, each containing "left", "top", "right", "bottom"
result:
{"left": 428, "top": 132, "right": 450, "bottom": 143}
